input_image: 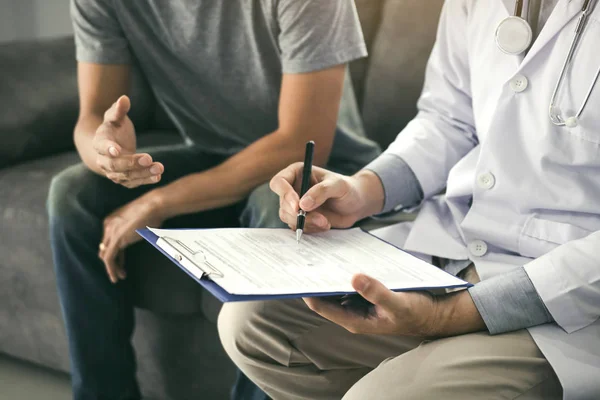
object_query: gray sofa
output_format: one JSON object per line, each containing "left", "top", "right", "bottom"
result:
{"left": 0, "top": 1, "right": 443, "bottom": 399}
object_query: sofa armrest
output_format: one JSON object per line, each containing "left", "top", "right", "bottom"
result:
{"left": 0, "top": 36, "right": 160, "bottom": 170}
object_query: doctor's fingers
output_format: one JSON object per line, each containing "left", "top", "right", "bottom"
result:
{"left": 279, "top": 190, "right": 300, "bottom": 215}
{"left": 270, "top": 163, "right": 328, "bottom": 196}
{"left": 270, "top": 163, "right": 309, "bottom": 201}
{"left": 299, "top": 177, "right": 349, "bottom": 212}
{"left": 270, "top": 163, "right": 303, "bottom": 197}
{"left": 279, "top": 207, "right": 330, "bottom": 233}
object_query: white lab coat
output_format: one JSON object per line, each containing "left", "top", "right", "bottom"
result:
{"left": 383, "top": 0, "right": 600, "bottom": 398}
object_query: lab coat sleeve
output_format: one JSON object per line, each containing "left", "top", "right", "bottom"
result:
{"left": 363, "top": 154, "right": 423, "bottom": 213}
{"left": 382, "top": 0, "right": 479, "bottom": 199}
{"left": 524, "top": 230, "right": 600, "bottom": 333}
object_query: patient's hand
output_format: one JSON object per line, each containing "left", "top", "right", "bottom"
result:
{"left": 92, "top": 95, "right": 164, "bottom": 188}
{"left": 99, "top": 192, "right": 167, "bottom": 283}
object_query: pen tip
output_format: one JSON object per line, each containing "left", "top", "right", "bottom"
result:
{"left": 296, "top": 229, "right": 302, "bottom": 243}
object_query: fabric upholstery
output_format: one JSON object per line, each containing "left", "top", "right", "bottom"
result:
{"left": 0, "top": 151, "right": 77, "bottom": 373}
{"left": 0, "top": 37, "right": 166, "bottom": 170}
{"left": 362, "top": 0, "right": 443, "bottom": 149}
{"left": 351, "top": 0, "right": 384, "bottom": 110}
{"left": 0, "top": 37, "right": 79, "bottom": 169}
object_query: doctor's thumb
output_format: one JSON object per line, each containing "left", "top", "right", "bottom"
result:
{"left": 352, "top": 274, "right": 393, "bottom": 307}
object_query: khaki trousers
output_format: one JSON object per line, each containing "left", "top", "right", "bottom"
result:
{"left": 219, "top": 267, "right": 562, "bottom": 399}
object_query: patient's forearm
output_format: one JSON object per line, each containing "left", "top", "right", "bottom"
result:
{"left": 151, "top": 131, "right": 332, "bottom": 219}
{"left": 74, "top": 114, "right": 105, "bottom": 174}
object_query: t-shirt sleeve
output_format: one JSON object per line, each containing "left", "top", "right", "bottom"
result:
{"left": 277, "top": 0, "right": 368, "bottom": 74}
{"left": 71, "top": 0, "right": 132, "bottom": 64}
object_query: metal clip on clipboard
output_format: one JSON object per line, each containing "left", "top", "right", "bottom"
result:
{"left": 157, "top": 236, "right": 224, "bottom": 278}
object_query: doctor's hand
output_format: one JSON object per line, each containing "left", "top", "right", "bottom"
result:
{"left": 93, "top": 95, "right": 164, "bottom": 188}
{"left": 304, "top": 274, "right": 486, "bottom": 338}
{"left": 270, "top": 164, "right": 384, "bottom": 233}
{"left": 99, "top": 192, "right": 167, "bottom": 283}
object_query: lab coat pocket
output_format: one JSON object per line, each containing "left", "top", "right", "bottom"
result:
{"left": 518, "top": 217, "right": 593, "bottom": 259}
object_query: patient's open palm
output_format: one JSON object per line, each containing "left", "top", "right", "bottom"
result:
{"left": 92, "top": 96, "right": 164, "bottom": 188}
{"left": 95, "top": 98, "right": 137, "bottom": 154}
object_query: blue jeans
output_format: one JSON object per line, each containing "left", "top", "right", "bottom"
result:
{"left": 48, "top": 144, "right": 276, "bottom": 400}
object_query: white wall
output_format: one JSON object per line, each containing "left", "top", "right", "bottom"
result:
{"left": 0, "top": 0, "right": 72, "bottom": 43}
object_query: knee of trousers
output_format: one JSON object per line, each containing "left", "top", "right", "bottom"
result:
{"left": 342, "top": 362, "right": 441, "bottom": 400}
{"left": 219, "top": 299, "right": 316, "bottom": 373}
{"left": 47, "top": 164, "right": 98, "bottom": 227}
{"left": 218, "top": 302, "right": 265, "bottom": 367}
{"left": 241, "top": 182, "right": 286, "bottom": 229}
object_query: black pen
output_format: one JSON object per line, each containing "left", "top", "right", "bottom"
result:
{"left": 296, "top": 141, "right": 315, "bottom": 244}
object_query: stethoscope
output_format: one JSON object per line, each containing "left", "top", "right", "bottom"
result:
{"left": 496, "top": 0, "right": 600, "bottom": 127}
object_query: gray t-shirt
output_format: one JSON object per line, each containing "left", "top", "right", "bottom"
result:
{"left": 71, "top": 0, "right": 381, "bottom": 169}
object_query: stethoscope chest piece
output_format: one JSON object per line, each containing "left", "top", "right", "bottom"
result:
{"left": 496, "top": 16, "right": 533, "bottom": 55}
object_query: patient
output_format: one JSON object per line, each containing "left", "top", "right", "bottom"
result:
{"left": 46, "top": 1, "right": 380, "bottom": 399}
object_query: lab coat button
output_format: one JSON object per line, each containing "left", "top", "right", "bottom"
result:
{"left": 468, "top": 240, "right": 488, "bottom": 257}
{"left": 510, "top": 75, "right": 529, "bottom": 93}
{"left": 477, "top": 172, "right": 496, "bottom": 190}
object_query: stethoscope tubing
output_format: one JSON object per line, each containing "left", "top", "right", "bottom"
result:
{"left": 548, "top": 0, "right": 599, "bottom": 125}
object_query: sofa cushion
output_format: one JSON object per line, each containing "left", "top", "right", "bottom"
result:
{"left": 362, "top": 0, "right": 444, "bottom": 149}
{"left": 0, "top": 36, "right": 161, "bottom": 170}
{"left": 0, "top": 150, "right": 79, "bottom": 372}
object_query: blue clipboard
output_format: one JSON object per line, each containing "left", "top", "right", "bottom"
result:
{"left": 137, "top": 228, "right": 472, "bottom": 303}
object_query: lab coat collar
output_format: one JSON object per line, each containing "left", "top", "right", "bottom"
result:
{"left": 501, "top": 0, "right": 515, "bottom": 16}
{"left": 500, "top": 0, "right": 582, "bottom": 20}
{"left": 519, "top": 0, "right": 583, "bottom": 70}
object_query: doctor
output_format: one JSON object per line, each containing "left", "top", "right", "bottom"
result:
{"left": 219, "top": 0, "right": 600, "bottom": 399}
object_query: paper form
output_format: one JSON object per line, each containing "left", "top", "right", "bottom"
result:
{"left": 148, "top": 227, "right": 467, "bottom": 295}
